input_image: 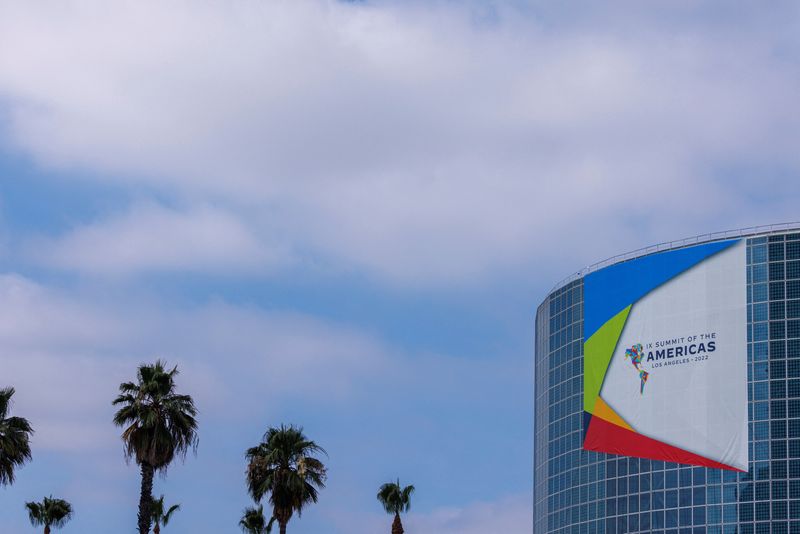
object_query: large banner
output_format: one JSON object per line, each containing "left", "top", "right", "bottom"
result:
{"left": 582, "top": 239, "right": 748, "bottom": 471}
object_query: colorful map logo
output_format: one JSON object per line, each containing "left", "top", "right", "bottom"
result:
{"left": 625, "top": 343, "right": 650, "bottom": 394}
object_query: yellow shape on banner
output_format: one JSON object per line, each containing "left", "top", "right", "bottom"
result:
{"left": 594, "top": 397, "right": 634, "bottom": 432}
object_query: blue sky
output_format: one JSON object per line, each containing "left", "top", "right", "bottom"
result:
{"left": 0, "top": 1, "right": 799, "bottom": 532}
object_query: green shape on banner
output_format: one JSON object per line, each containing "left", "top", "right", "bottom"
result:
{"left": 584, "top": 305, "right": 632, "bottom": 414}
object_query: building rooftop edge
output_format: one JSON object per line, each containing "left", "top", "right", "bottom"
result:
{"left": 546, "top": 221, "right": 800, "bottom": 296}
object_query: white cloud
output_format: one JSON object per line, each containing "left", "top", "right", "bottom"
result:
{"left": 0, "top": 273, "right": 127, "bottom": 350}
{"left": 407, "top": 493, "right": 532, "bottom": 534}
{"left": 0, "top": 271, "right": 533, "bottom": 532}
{"left": 26, "top": 202, "right": 284, "bottom": 275}
{"left": 332, "top": 492, "right": 532, "bottom": 534}
{"left": 1, "top": 0, "right": 799, "bottom": 285}
{"left": 0, "top": 273, "right": 389, "bottom": 454}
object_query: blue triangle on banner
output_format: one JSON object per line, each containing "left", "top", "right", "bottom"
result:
{"left": 583, "top": 239, "right": 739, "bottom": 340}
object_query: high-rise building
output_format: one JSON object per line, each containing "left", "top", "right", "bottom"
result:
{"left": 534, "top": 224, "right": 800, "bottom": 534}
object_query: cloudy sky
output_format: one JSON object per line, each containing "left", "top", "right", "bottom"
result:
{"left": 0, "top": 0, "right": 799, "bottom": 532}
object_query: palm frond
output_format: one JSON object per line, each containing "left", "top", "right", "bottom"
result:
{"left": 245, "top": 425, "right": 327, "bottom": 529}
{"left": 25, "top": 501, "right": 43, "bottom": 526}
{"left": 0, "top": 387, "right": 33, "bottom": 486}
{"left": 0, "top": 387, "right": 14, "bottom": 419}
{"left": 25, "top": 496, "right": 73, "bottom": 528}
{"left": 239, "top": 504, "right": 266, "bottom": 534}
{"left": 163, "top": 503, "right": 180, "bottom": 525}
{"left": 112, "top": 361, "right": 198, "bottom": 472}
{"left": 377, "top": 479, "right": 414, "bottom": 514}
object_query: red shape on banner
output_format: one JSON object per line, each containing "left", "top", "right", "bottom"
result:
{"left": 584, "top": 415, "right": 744, "bottom": 472}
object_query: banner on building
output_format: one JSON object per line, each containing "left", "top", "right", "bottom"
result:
{"left": 583, "top": 239, "right": 748, "bottom": 471}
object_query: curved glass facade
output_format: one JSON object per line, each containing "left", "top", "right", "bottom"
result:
{"left": 534, "top": 230, "right": 800, "bottom": 534}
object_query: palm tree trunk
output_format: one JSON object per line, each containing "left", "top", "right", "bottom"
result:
{"left": 392, "top": 512, "right": 404, "bottom": 534}
{"left": 154, "top": 525, "right": 160, "bottom": 534}
{"left": 44, "top": 526, "right": 50, "bottom": 534}
{"left": 279, "top": 520, "right": 287, "bottom": 534}
{"left": 138, "top": 463, "right": 155, "bottom": 534}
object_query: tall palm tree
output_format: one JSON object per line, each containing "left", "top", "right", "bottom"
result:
{"left": 25, "top": 496, "right": 73, "bottom": 534}
{"left": 239, "top": 504, "right": 267, "bottom": 534}
{"left": 245, "top": 425, "right": 327, "bottom": 534}
{"left": 150, "top": 495, "right": 180, "bottom": 534}
{"left": 377, "top": 479, "right": 415, "bottom": 534}
{"left": 112, "top": 360, "right": 198, "bottom": 534}
{"left": 0, "top": 387, "right": 33, "bottom": 486}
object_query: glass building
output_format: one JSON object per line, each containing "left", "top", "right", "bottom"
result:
{"left": 534, "top": 225, "right": 800, "bottom": 534}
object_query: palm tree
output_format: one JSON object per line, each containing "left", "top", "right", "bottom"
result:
{"left": 377, "top": 479, "right": 415, "bottom": 534}
{"left": 0, "top": 387, "right": 33, "bottom": 487}
{"left": 151, "top": 495, "right": 180, "bottom": 534}
{"left": 245, "top": 425, "right": 327, "bottom": 534}
{"left": 112, "top": 360, "right": 198, "bottom": 534}
{"left": 25, "top": 496, "right": 73, "bottom": 534}
{"left": 239, "top": 504, "right": 267, "bottom": 534}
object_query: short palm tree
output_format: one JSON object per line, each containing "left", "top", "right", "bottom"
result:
{"left": 0, "top": 387, "right": 33, "bottom": 486}
{"left": 245, "top": 425, "right": 327, "bottom": 534}
{"left": 25, "top": 496, "right": 73, "bottom": 534}
{"left": 377, "top": 479, "right": 415, "bottom": 534}
{"left": 112, "top": 360, "right": 198, "bottom": 534}
{"left": 239, "top": 504, "right": 267, "bottom": 534}
{"left": 151, "top": 495, "right": 180, "bottom": 534}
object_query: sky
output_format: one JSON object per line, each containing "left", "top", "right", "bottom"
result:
{"left": 0, "top": 0, "right": 799, "bottom": 532}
